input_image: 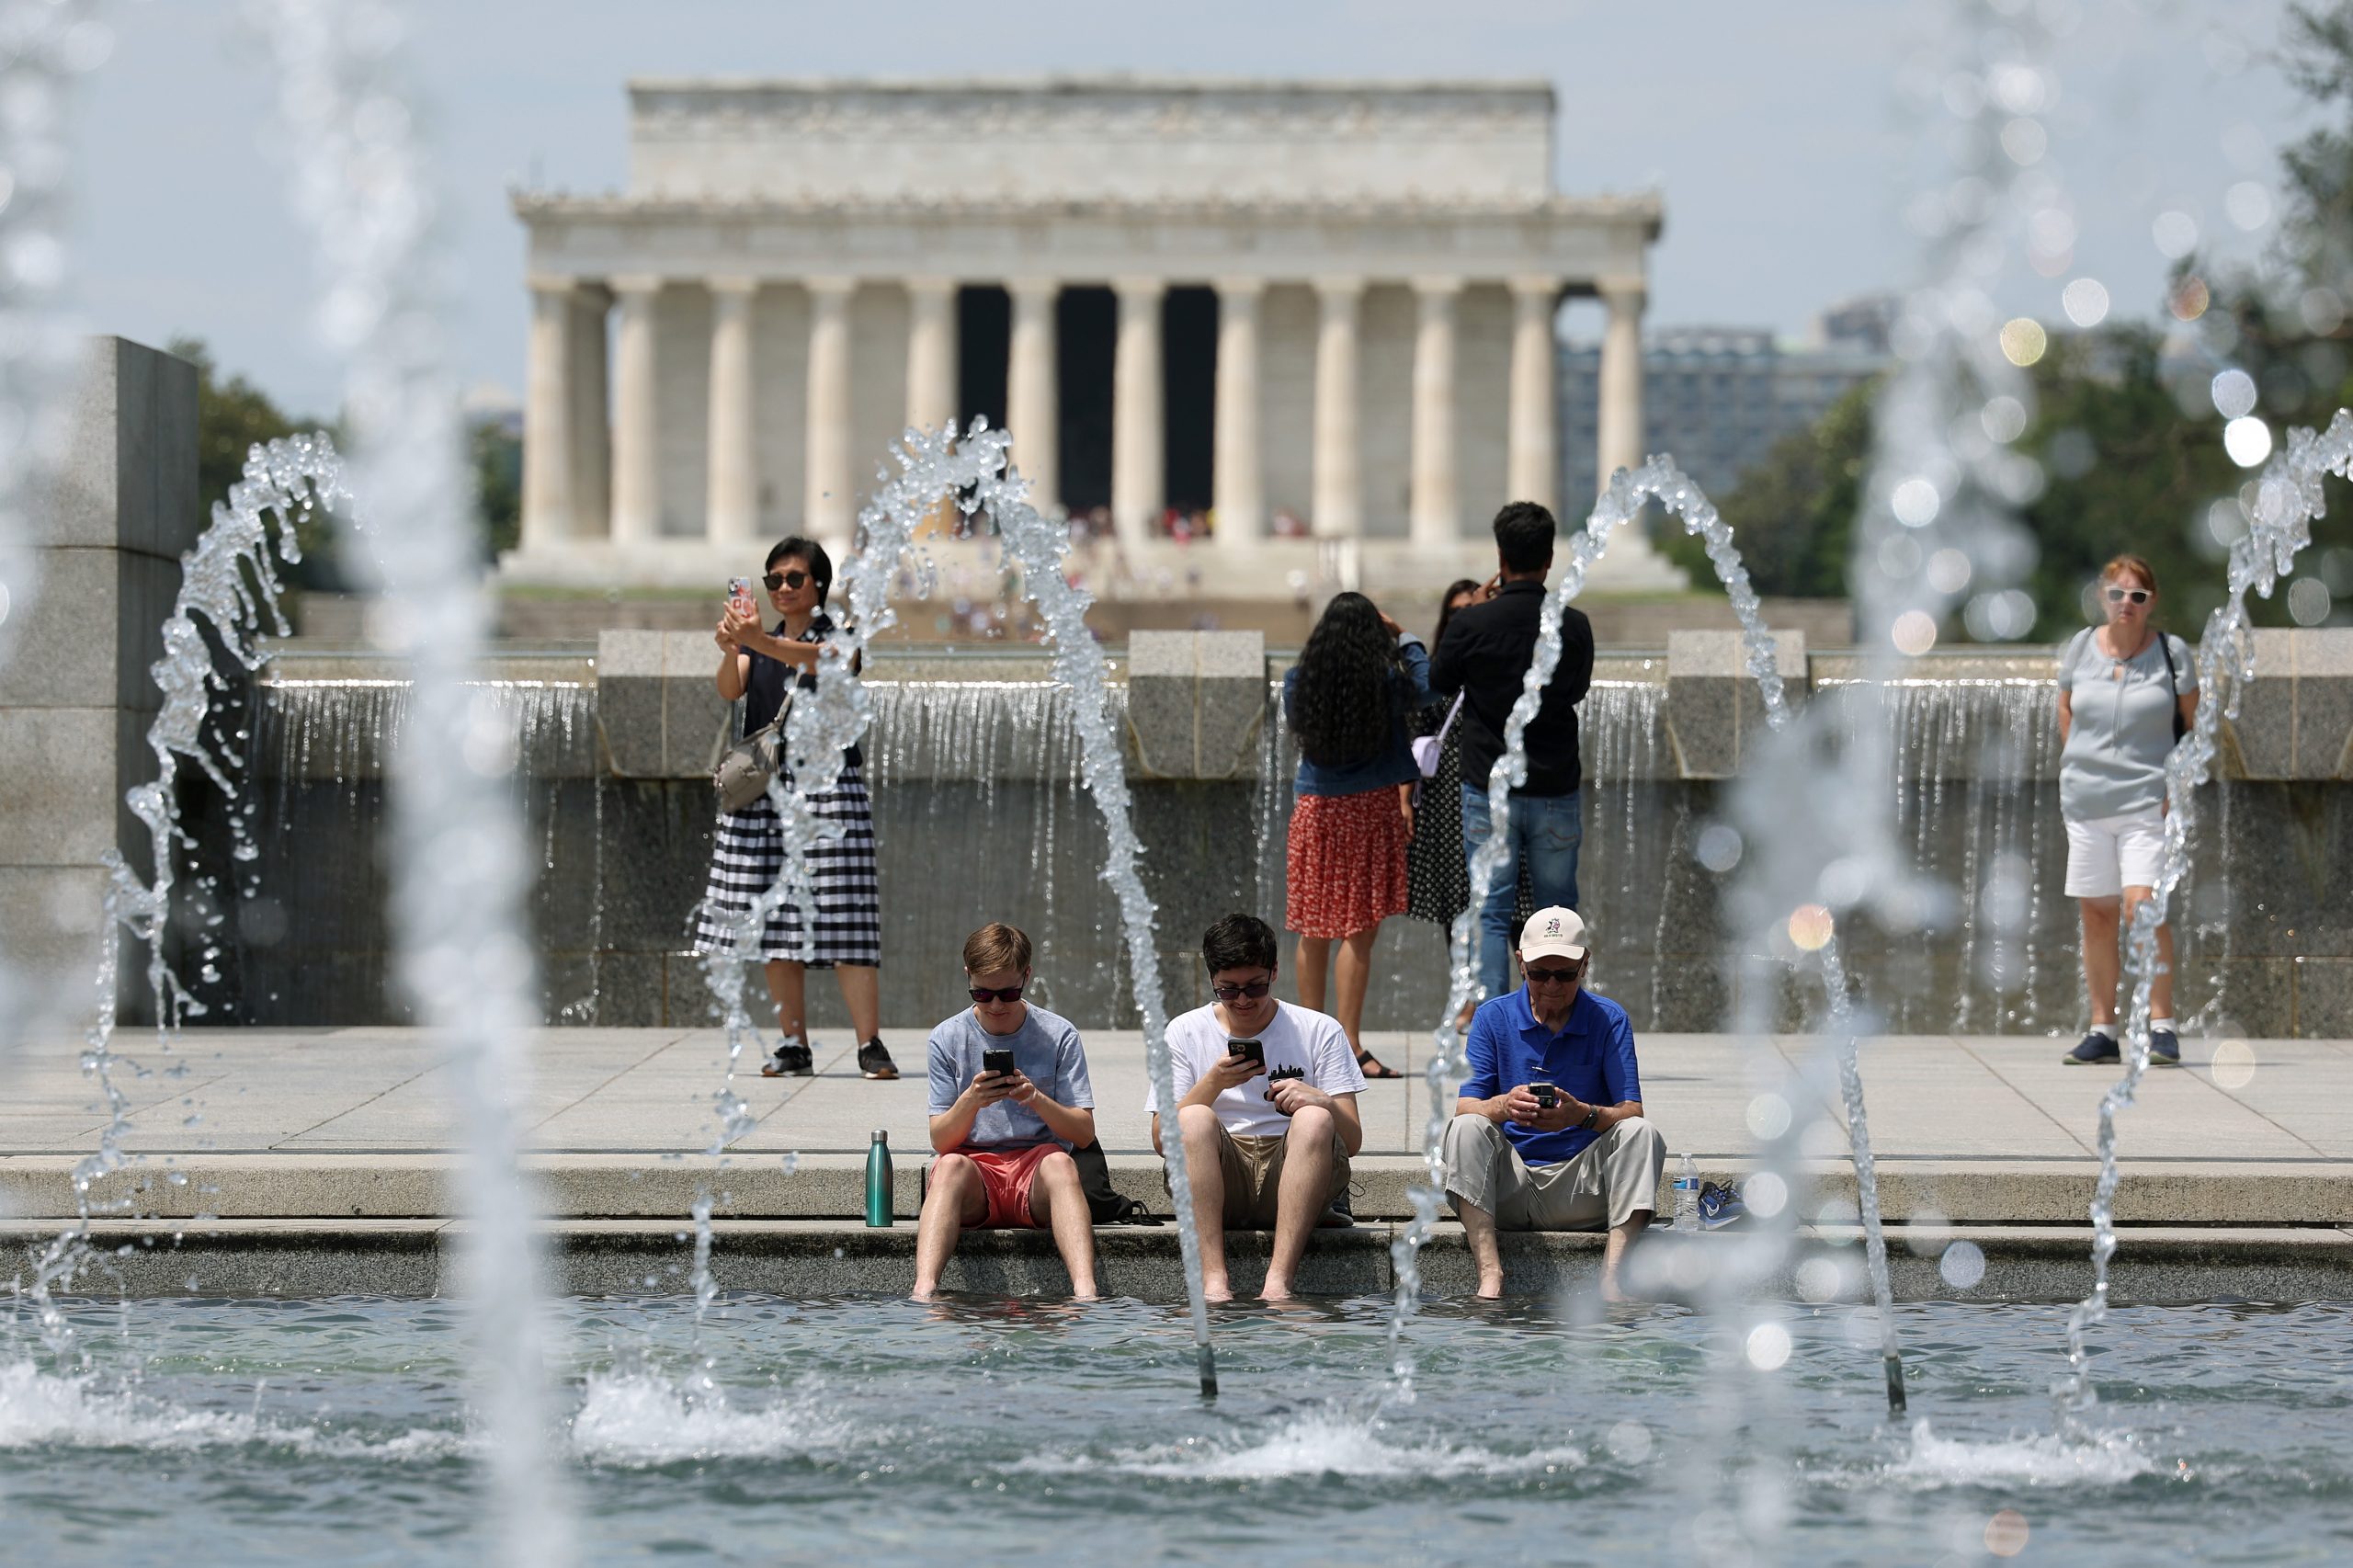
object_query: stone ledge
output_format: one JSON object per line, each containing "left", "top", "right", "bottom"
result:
{"left": 6, "top": 1153, "right": 2349, "bottom": 1227}
{"left": 14, "top": 1219, "right": 2349, "bottom": 1304}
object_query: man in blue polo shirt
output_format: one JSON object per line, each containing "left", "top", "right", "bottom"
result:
{"left": 1440, "top": 906, "right": 1666, "bottom": 1301}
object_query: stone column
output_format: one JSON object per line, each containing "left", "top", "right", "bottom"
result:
{"left": 704, "top": 277, "right": 758, "bottom": 546}
{"left": 520, "top": 277, "right": 573, "bottom": 551}
{"left": 1213, "top": 277, "right": 1265, "bottom": 549}
{"left": 609, "top": 275, "right": 662, "bottom": 546}
{"left": 1508, "top": 276, "right": 1561, "bottom": 512}
{"left": 1006, "top": 279, "right": 1061, "bottom": 512}
{"left": 1311, "top": 276, "right": 1363, "bottom": 539}
{"left": 1111, "top": 277, "right": 1165, "bottom": 551}
{"left": 803, "top": 277, "right": 857, "bottom": 551}
{"left": 1410, "top": 276, "right": 1461, "bottom": 549}
{"left": 1597, "top": 278, "right": 1647, "bottom": 491}
{"left": 569, "top": 285, "right": 611, "bottom": 539}
{"left": 904, "top": 277, "right": 959, "bottom": 437}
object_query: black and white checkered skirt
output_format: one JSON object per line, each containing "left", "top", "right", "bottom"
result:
{"left": 689, "top": 764, "right": 882, "bottom": 967}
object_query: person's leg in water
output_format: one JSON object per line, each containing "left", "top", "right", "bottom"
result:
{"left": 911, "top": 1153, "right": 986, "bottom": 1300}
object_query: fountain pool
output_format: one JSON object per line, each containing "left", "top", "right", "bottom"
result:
{"left": 2, "top": 1294, "right": 2347, "bottom": 1565}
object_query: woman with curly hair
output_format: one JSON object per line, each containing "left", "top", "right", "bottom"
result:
{"left": 1281, "top": 591, "right": 1432, "bottom": 1078}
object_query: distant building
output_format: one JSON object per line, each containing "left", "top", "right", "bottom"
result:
{"left": 1558, "top": 295, "right": 1893, "bottom": 506}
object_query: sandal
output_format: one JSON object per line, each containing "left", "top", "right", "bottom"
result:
{"left": 1354, "top": 1048, "right": 1404, "bottom": 1080}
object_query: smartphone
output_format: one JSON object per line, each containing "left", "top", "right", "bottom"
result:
{"left": 1225, "top": 1038, "right": 1265, "bottom": 1068}
{"left": 727, "top": 576, "right": 756, "bottom": 617}
{"left": 1530, "top": 1081, "right": 1558, "bottom": 1110}
{"left": 982, "top": 1047, "right": 1017, "bottom": 1079}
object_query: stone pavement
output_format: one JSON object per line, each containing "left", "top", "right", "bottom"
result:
{"left": 1, "top": 1027, "right": 2347, "bottom": 1226}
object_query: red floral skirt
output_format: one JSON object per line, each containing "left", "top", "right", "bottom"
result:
{"left": 1285, "top": 786, "right": 1411, "bottom": 939}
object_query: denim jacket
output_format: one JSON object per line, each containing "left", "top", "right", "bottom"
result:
{"left": 1281, "top": 636, "right": 1433, "bottom": 797}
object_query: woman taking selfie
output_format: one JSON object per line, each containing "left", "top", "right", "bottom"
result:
{"left": 693, "top": 537, "right": 897, "bottom": 1083}
{"left": 1282, "top": 591, "right": 1432, "bottom": 1079}
{"left": 2055, "top": 554, "right": 2197, "bottom": 1068}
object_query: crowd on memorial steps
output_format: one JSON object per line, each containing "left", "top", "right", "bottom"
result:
{"left": 693, "top": 500, "right": 2193, "bottom": 1299}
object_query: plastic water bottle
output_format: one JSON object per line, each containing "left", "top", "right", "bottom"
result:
{"left": 1673, "top": 1153, "right": 1700, "bottom": 1233}
{"left": 865, "top": 1130, "right": 893, "bottom": 1228}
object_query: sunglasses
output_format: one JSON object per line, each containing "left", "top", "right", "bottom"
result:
{"left": 1211, "top": 979, "right": 1273, "bottom": 1002}
{"left": 2104, "top": 586, "right": 2151, "bottom": 605}
{"left": 765, "top": 569, "right": 812, "bottom": 592}
{"left": 1524, "top": 964, "right": 1585, "bottom": 985}
{"left": 969, "top": 984, "right": 1025, "bottom": 1005}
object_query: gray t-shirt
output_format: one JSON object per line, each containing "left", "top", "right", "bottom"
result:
{"left": 925, "top": 1004, "right": 1094, "bottom": 1153}
{"left": 2057, "top": 628, "right": 2196, "bottom": 821}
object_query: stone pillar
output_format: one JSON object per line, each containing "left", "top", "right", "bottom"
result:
{"left": 803, "top": 277, "right": 857, "bottom": 551}
{"left": 1111, "top": 277, "right": 1165, "bottom": 551}
{"left": 1597, "top": 278, "right": 1647, "bottom": 491}
{"left": 1508, "top": 276, "right": 1561, "bottom": 512}
{"left": 1410, "top": 276, "right": 1461, "bottom": 550}
{"left": 704, "top": 277, "right": 758, "bottom": 546}
{"left": 569, "top": 285, "right": 611, "bottom": 539}
{"left": 0, "top": 337, "right": 198, "bottom": 1028}
{"left": 1006, "top": 278, "right": 1061, "bottom": 513}
{"left": 609, "top": 275, "right": 662, "bottom": 546}
{"left": 520, "top": 277, "right": 573, "bottom": 551}
{"left": 904, "top": 277, "right": 959, "bottom": 437}
{"left": 1213, "top": 277, "right": 1265, "bottom": 550}
{"left": 1311, "top": 277, "right": 1363, "bottom": 539}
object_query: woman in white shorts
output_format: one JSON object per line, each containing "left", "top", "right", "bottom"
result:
{"left": 2055, "top": 554, "right": 2197, "bottom": 1067}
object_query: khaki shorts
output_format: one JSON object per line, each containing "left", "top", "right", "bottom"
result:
{"left": 1167, "top": 1120, "right": 1352, "bottom": 1228}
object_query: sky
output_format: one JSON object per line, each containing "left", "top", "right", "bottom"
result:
{"left": 69, "top": 0, "right": 2314, "bottom": 418}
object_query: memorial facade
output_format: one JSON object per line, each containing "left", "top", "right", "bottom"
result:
{"left": 506, "top": 77, "right": 1684, "bottom": 595}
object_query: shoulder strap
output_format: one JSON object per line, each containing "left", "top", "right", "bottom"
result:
{"left": 2158, "top": 630, "right": 2178, "bottom": 696}
{"left": 2063, "top": 627, "right": 2091, "bottom": 681}
{"left": 1432, "top": 689, "right": 1467, "bottom": 746}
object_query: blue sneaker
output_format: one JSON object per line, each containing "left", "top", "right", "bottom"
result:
{"left": 2149, "top": 1029, "right": 2181, "bottom": 1067}
{"left": 2063, "top": 1032, "right": 2120, "bottom": 1065}
{"left": 1698, "top": 1181, "right": 1747, "bottom": 1231}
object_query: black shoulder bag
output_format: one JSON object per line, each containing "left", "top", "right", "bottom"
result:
{"left": 2157, "top": 633, "right": 2187, "bottom": 743}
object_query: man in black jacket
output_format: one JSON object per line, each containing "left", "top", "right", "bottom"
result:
{"left": 1430, "top": 501, "right": 1596, "bottom": 1005}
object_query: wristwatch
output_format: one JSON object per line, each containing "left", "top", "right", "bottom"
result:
{"left": 1578, "top": 1105, "right": 1599, "bottom": 1131}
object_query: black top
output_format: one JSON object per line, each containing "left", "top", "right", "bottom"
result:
{"left": 743, "top": 612, "right": 863, "bottom": 767}
{"left": 1429, "top": 580, "right": 1594, "bottom": 797}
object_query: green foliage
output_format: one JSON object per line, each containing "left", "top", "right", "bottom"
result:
{"left": 170, "top": 336, "right": 339, "bottom": 585}
{"left": 472, "top": 419, "right": 521, "bottom": 560}
{"left": 1660, "top": 380, "right": 1873, "bottom": 600}
{"left": 2017, "top": 329, "right": 2245, "bottom": 641}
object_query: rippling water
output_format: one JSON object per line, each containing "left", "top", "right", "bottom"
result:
{"left": 1, "top": 1296, "right": 2346, "bottom": 1564}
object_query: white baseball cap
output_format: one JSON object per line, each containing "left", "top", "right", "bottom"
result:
{"left": 1518, "top": 907, "right": 1588, "bottom": 962}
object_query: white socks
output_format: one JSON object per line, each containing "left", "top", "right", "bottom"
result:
{"left": 2091, "top": 1021, "right": 2117, "bottom": 1039}
{"left": 2152, "top": 1017, "right": 2176, "bottom": 1033}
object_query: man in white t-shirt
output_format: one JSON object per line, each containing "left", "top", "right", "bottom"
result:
{"left": 1146, "top": 913, "right": 1365, "bottom": 1301}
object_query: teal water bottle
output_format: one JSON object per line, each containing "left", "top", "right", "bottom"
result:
{"left": 865, "top": 1130, "right": 893, "bottom": 1227}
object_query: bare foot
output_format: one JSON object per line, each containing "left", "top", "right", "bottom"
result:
{"left": 1259, "top": 1280, "right": 1295, "bottom": 1302}
{"left": 1599, "top": 1276, "right": 1629, "bottom": 1305}
{"left": 1475, "top": 1274, "right": 1505, "bottom": 1301}
{"left": 910, "top": 1289, "right": 936, "bottom": 1303}
{"left": 1203, "top": 1280, "right": 1233, "bottom": 1303}
{"left": 1073, "top": 1289, "right": 1101, "bottom": 1302}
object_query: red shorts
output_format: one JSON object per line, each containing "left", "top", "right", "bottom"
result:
{"left": 957, "top": 1143, "right": 1066, "bottom": 1229}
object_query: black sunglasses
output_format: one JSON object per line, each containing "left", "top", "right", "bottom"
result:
{"left": 2104, "top": 586, "right": 2150, "bottom": 605}
{"left": 765, "top": 569, "right": 812, "bottom": 592}
{"left": 1524, "top": 964, "right": 1585, "bottom": 985}
{"left": 969, "top": 984, "right": 1025, "bottom": 1005}
{"left": 1211, "top": 978, "right": 1273, "bottom": 1002}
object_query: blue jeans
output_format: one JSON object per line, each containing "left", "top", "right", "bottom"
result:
{"left": 1459, "top": 784, "right": 1583, "bottom": 1002}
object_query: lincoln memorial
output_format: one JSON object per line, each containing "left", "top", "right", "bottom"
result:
{"left": 504, "top": 77, "right": 1686, "bottom": 597}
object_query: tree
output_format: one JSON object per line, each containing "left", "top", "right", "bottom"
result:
{"left": 472, "top": 419, "right": 521, "bottom": 560}
{"left": 1660, "top": 380, "right": 1874, "bottom": 599}
{"left": 168, "top": 336, "right": 339, "bottom": 585}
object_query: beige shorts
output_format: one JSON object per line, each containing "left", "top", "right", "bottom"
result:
{"left": 1166, "top": 1121, "right": 1352, "bottom": 1227}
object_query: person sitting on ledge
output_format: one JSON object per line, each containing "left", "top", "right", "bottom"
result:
{"left": 1439, "top": 907, "right": 1665, "bottom": 1301}
{"left": 1146, "top": 913, "right": 1365, "bottom": 1302}
{"left": 913, "top": 922, "right": 1099, "bottom": 1302}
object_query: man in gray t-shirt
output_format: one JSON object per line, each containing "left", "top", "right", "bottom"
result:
{"left": 914, "top": 922, "right": 1098, "bottom": 1301}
